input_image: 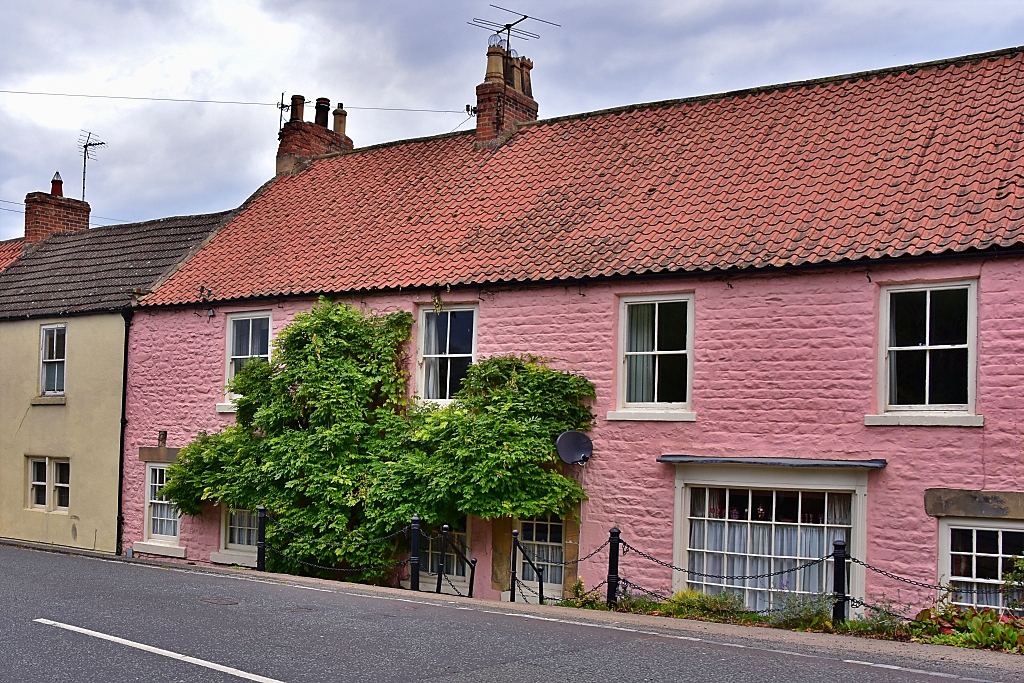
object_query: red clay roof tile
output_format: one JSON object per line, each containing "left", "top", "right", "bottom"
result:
{"left": 0, "top": 239, "right": 23, "bottom": 272}
{"left": 146, "top": 47, "right": 1024, "bottom": 306}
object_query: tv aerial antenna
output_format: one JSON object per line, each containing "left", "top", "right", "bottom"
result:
{"left": 78, "top": 130, "right": 106, "bottom": 201}
{"left": 468, "top": 4, "right": 560, "bottom": 53}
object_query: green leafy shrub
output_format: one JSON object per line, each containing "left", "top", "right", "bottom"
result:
{"left": 663, "top": 588, "right": 747, "bottom": 619}
{"left": 770, "top": 592, "right": 834, "bottom": 630}
{"left": 912, "top": 600, "right": 1024, "bottom": 652}
{"left": 163, "top": 298, "right": 593, "bottom": 579}
{"left": 559, "top": 578, "right": 605, "bottom": 610}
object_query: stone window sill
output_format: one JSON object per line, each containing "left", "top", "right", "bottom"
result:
{"left": 215, "top": 403, "right": 237, "bottom": 413}
{"left": 30, "top": 396, "right": 66, "bottom": 405}
{"left": 210, "top": 549, "right": 257, "bottom": 568}
{"left": 132, "top": 541, "right": 186, "bottom": 558}
{"left": 606, "top": 410, "right": 696, "bottom": 422}
{"left": 864, "top": 413, "right": 984, "bottom": 427}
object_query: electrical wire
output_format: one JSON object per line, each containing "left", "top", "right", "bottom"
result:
{"left": 0, "top": 89, "right": 466, "bottom": 113}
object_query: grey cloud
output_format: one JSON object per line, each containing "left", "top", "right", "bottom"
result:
{"left": 3, "top": 1, "right": 1024, "bottom": 240}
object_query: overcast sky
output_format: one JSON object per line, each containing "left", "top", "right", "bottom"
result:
{"left": 2, "top": 0, "right": 1024, "bottom": 240}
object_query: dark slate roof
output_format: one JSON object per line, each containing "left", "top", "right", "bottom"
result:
{"left": 0, "top": 212, "right": 231, "bottom": 319}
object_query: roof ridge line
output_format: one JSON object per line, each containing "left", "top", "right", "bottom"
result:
{"left": 301, "top": 43, "right": 1024, "bottom": 160}
{"left": 517, "top": 44, "right": 1024, "bottom": 130}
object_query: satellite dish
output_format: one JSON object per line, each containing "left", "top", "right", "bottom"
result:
{"left": 556, "top": 430, "right": 593, "bottom": 465}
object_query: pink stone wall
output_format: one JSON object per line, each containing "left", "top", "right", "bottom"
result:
{"left": 124, "top": 255, "right": 1024, "bottom": 605}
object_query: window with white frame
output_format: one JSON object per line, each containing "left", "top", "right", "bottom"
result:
{"left": 420, "top": 519, "right": 469, "bottom": 581}
{"left": 518, "top": 516, "right": 565, "bottom": 593}
{"left": 420, "top": 308, "right": 476, "bottom": 401}
{"left": 228, "top": 313, "right": 271, "bottom": 382}
{"left": 940, "top": 519, "right": 1024, "bottom": 611}
{"left": 883, "top": 283, "right": 975, "bottom": 411}
{"left": 686, "top": 487, "right": 852, "bottom": 611}
{"left": 147, "top": 465, "right": 179, "bottom": 541}
{"left": 40, "top": 325, "right": 66, "bottom": 395}
{"left": 620, "top": 296, "right": 693, "bottom": 407}
{"left": 226, "top": 509, "right": 258, "bottom": 550}
{"left": 27, "top": 457, "right": 69, "bottom": 511}
{"left": 53, "top": 461, "right": 70, "bottom": 509}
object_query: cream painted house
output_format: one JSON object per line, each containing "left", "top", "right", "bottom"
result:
{"left": 0, "top": 178, "right": 230, "bottom": 553}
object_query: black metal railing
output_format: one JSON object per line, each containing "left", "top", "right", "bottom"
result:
{"left": 256, "top": 508, "right": 477, "bottom": 598}
{"left": 509, "top": 529, "right": 545, "bottom": 604}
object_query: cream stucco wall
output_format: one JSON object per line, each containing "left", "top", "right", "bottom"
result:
{"left": 0, "top": 313, "right": 124, "bottom": 552}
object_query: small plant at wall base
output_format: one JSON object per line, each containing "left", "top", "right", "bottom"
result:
{"left": 161, "top": 298, "right": 593, "bottom": 579}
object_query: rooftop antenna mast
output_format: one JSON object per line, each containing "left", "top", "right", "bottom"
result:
{"left": 78, "top": 130, "right": 106, "bottom": 201}
{"left": 468, "top": 4, "right": 560, "bottom": 53}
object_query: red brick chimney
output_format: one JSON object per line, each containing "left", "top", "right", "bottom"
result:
{"left": 475, "top": 40, "right": 538, "bottom": 145}
{"left": 24, "top": 172, "right": 90, "bottom": 248}
{"left": 276, "top": 95, "right": 354, "bottom": 174}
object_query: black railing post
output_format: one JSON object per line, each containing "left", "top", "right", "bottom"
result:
{"left": 606, "top": 527, "right": 621, "bottom": 608}
{"left": 832, "top": 539, "right": 848, "bottom": 624}
{"left": 468, "top": 558, "right": 477, "bottom": 598}
{"left": 510, "top": 529, "right": 519, "bottom": 602}
{"left": 537, "top": 566, "right": 544, "bottom": 605}
{"left": 410, "top": 514, "right": 420, "bottom": 592}
{"left": 436, "top": 524, "right": 449, "bottom": 594}
{"left": 256, "top": 505, "right": 267, "bottom": 572}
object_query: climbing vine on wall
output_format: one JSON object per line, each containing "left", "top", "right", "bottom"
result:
{"left": 162, "top": 297, "right": 593, "bottom": 577}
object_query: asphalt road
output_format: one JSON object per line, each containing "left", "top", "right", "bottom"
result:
{"left": 1, "top": 544, "right": 1022, "bottom": 683}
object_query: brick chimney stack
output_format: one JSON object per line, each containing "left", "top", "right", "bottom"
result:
{"left": 475, "top": 41, "right": 538, "bottom": 145}
{"left": 24, "top": 172, "right": 90, "bottom": 248}
{"left": 276, "top": 95, "right": 354, "bottom": 175}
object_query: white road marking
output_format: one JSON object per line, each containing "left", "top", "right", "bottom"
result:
{"left": 33, "top": 619, "right": 285, "bottom": 683}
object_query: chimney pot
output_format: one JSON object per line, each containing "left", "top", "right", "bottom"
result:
{"left": 475, "top": 44, "right": 538, "bottom": 144}
{"left": 50, "top": 171, "right": 63, "bottom": 197}
{"left": 485, "top": 45, "right": 505, "bottom": 84}
{"left": 290, "top": 95, "right": 305, "bottom": 122}
{"left": 314, "top": 97, "right": 330, "bottom": 127}
{"left": 332, "top": 103, "right": 348, "bottom": 137}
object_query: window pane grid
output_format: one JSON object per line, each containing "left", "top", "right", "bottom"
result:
{"left": 30, "top": 459, "right": 47, "bottom": 507}
{"left": 888, "top": 287, "right": 969, "bottom": 407}
{"left": 41, "top": 326, "right": 66, "bottom": 394}
{"left": 228, "top": 509, "right": 258, "bottom": 546}
{"left": 624, "top": 300, "right": 688, "bottom": 404}
{"left": 148, "top": 466, "right": 178, "bottom": 538}
{"left": 686, "top": 487, "right": 852, "bottom": 610}
{"left": 422, "top": 310, "right": 475, "bottom": 400}
{"left": 948, "top": 527, "right": 1024, "bottom": 611}
{"left": 229, "top": 316, "right": 271, "bottom": 379}
{"left": 520, "top": 515, "right": 565, "bottom": 586}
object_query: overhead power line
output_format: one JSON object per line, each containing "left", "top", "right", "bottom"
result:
{"left": 0, "top": 89, "right": 465, "bottom": 113}
{"left": 0, "top": 200, "right": 127, "bottom": 223}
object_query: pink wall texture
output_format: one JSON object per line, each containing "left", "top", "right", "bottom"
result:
{"left": 122, "top": 254, "right": 1024, "bottom": 605}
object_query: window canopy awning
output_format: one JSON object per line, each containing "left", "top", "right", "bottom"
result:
{"left": 657, "top": 455, "right": 887, "bottom": 469}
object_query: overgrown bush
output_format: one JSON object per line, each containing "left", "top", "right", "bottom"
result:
{"left": 770, "top": 592, "right": 834, "bottom": 630}
{"left": 162, "top": 298, "right": 593, "bottom": 578}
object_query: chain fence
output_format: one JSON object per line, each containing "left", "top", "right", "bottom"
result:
{"left": 621, "top": 540, "right": 831, "bottom": 581}
{"left": 850, "top": 557, "right": 1010, "bottom": 595}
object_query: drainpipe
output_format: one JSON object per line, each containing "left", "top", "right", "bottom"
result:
{"left": 115, "top": 309, "right": 134, "bottom": 555}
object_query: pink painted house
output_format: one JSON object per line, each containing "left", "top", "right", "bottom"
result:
{"left": 122, "top": 45, "right": 1024, "bottom": 610}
